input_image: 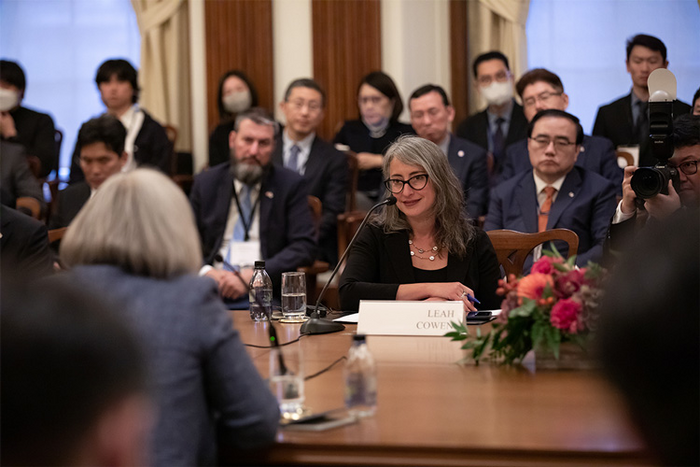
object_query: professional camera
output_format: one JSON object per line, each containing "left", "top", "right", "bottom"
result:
{"left": 630, "top": 69, "right": 681, "bottom": 199}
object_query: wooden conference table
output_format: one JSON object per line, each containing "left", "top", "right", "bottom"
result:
{"left": 224, "top": 310, "right": 651, "bottom": 466}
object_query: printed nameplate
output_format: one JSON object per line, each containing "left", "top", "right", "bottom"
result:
{"left": 357, "top": 300, "right": 463, "bottom": 336}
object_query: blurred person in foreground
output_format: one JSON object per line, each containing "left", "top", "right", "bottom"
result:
{"left": 339, "top": 135, "right": 501, "bottom": 312}
{"left": 60, "top": 168, "right": 280, "bottom": 466}
{"left": 598, "top": 208, "right": 699, "bottom": 466}
{"left": 1, "top": 279, "right": 151, "bottom": 467}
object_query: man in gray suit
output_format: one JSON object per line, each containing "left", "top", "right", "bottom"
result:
{"left": 0, "top": 140, "right": 45, "bottom": 216}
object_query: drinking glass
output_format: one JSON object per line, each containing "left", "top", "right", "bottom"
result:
{"left": 281, "top": 272, "right": 307, "bottom": 323}
{"left": 269, "top": 344, "right": 305, "bottom": 419}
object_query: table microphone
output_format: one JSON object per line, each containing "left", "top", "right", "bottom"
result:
{"left": 213, "top": 254, "right": 287, "bottom": 374}
{"left": 300, "top": 195, "right": 397, "bottom": 335}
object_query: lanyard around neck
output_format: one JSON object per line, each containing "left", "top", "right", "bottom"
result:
{"left": 231, "top": 184, "right": 262, "bottom": 242}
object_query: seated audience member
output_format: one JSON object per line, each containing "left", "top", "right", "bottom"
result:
{"left": 598, "top": 209, "right": 699, "bottom": 467}
{"left": 606, "top": 114, "right": 700, "bottom": 258}
{"left": 1, "top": 280, "right": 151, "bottom": 467}
{"left": 69, "top": 59, "right": 172, "bottom": 182}
{"left": 60, "top": 168, "right": 280, "bottom": 466}
{"left": 191, "top": 107, "right": 316, "bottom": 304}
{"left": 408, "top": 84, "right": 489, "bottom": 219}
{"left": 273, "top": 78, "right": 348, "bottom": 266}
{"left": 692, "top": 87, "right": 700, "bottom": 116}
{"left": 485, "top": 109, "right": 617, "bottom": 268}
{"left": 334, "top": 71, "right": 414, "bottom": 209}
{"left": 0, "top": 204, "right": 52, "bottom": 278}
{"left": 50, "top": 115, "right": 126, "bottom": 229}
{"left": 339, "top": 135, "right": 501, "bottom": 312}
{"left": 500, "top": 68, "right": 622, "bottom": 192}
{"left": 455, "top": 51, "right": 528, "bottom": 181}
{"left": 593, "top": 34, "right": 691, "bottom": 167}
{"left": 0, "top": 140, "right": 46, "bottom": 216}
{"left": 209, "top": 70, "right": 258, "bottom": 167}
{"left": 0, "top": 59, "right": 57, "bottom": 178}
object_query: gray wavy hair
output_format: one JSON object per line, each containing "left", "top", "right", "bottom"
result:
{"left": 61, "top": 168, "right": 202, "bottom": 278}
{"left": 375, "top": 135, "right": 475, "bottom": 258}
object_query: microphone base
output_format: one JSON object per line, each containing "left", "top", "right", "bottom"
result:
{"left": 300, "top": 313, "right": 345, "bottom": 335}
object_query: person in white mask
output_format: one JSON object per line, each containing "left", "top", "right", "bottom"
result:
{"left": 209, "top": 70, "right": 258, "bottom": 167}
{"left": 456, "top": 51, "right": 528, "bottom": 185}
{"left": 0, "top": 60, "right": 57, "bottom": 178}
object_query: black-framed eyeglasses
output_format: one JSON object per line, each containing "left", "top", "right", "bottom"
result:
{"left": 529, "top": 136, "right": 577, "bottom": 150}
{"left": 384, "top": 174, "right": 429, "bottom": 194}
{"left": 669, "top": 160, "right": 698, "bottom": 176}
{"left": 523, "top": 91, "right": 563, "bottom": 108}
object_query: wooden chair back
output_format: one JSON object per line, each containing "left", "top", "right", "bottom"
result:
{"left": 48, "top": 227, "right": 68, "bottom": 243}
{"left": 16, "top": 196, "right": 41, "bottom": 220}
{"left": 337, "top": 210, "right": 367, "bottom": 260}
{"left": 345, "top": 151, "right": 359, "bottom": 212}
{"left": 486, "top": 229, "right": 580, "bottom": 277}
{"left": 307, "top": 195, "right": 323, "bottom": 236}
{"left": 297, "top": 195, "right": 330, "bottom": 304}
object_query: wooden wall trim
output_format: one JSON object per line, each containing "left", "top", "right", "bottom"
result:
{"left": 311, "top": 0, "right": 382, "bottom": 141}
{"left": 450, "top": 0, "right": 469, "bottom": 129}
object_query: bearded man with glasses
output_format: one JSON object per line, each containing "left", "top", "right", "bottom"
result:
{"left": 606, "top": 114, "right": 700, "bottom": 261}
{"left": 485, "top": 109, "right": 618, "bottom": 270}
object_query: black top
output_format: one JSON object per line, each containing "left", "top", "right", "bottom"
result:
{"left": 2, "top": 106, "right": 57, "bottom": 178}
{"left": 339, "top": 224, "right": 501, "bottom": 311}
{"left": 333, "top": 119, "right": 414, "bottom": 199}
{"left": 208, "top": 120, "right": 235, "bottom": 167}
{"left": 412, "top": 265, "right": 449, "bottom": 283}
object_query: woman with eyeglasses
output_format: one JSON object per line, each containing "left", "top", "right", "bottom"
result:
{"left": 339, "top": 135, "right": 501, "bottom": 312}
{"left": 334, "top": 71, "right": 414, "bottom": 210}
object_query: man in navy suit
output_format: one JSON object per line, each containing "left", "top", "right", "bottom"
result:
{"left": 408, "top": 84, "right": 489, "bottom": 219}
{"left": 486, "top": 109, "right": 617, "bottom": 267}
{"left": 190, "top": 108, "right": 316, "bottom": 301}
{"left": 455, "top": 51, "right": 528, "bottom": 183}
{"left": 272, "top": 78, "right": 348, "bottom": 266}
{"left": 593, "top": 34, "right": 691, "bottom": 168}
{"left": 500, "top": 68, "right": 622, "bottom": 193}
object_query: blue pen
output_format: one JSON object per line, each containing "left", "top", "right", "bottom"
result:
{"left": 467, "top": 294, "right": 481, "bottom": 305}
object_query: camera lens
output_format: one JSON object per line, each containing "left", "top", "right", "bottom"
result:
{"left": 631, "top": 168, "right": 665, "bottom": 199}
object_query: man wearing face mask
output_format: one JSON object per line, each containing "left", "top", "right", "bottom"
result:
{"left": 190, "top": 108, "right": 316, "bottom": 306}
{"left": 456, "top": 51, "right": 528, "bottom": 184}
{"left": 0, "top": 60, "right": 57, "bottom": 179}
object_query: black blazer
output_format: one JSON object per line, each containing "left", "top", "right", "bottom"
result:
{"left": 69, "top": 110, "right": 173, "bottom": 183}
{"left": 0, "top": 205, "right": 52, "bottom": 278}
{"left": 0, "top": 141, "right": 45, "bottom": 214}
{"left": 455, "top": 100, "right": 528, "bottom": 161}
{"left": 49, "top": 182, "right": 91, "bottom": 229}
{"left": 447, "top": 135, "right": 489, "bottom": 219}
{"left": 339, "top": 224, "right": 501, "bottom": 312}
{"left": 272, "top": 134, "right": 348, "bottom": 265}
{"left": 593, "top": 93, "right": 691, "bottom": 167}
{"left": 3, "top": 106, "right": 57, "bottom": 178}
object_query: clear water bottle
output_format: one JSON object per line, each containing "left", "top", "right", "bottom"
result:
{"left": 344, "top": 334, "right": 377, "bottom": 418}
{"left": 249, "top": 261, "right": 272, "bottom": 322}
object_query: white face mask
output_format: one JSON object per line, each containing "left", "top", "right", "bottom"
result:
{"left": 0, "top": 88, "right": 19, "bottom": 112}
{"left": 223, "top": 90, "right": 252, "bottom": 114}
{"left": 480, "top": 81, "right": 513, "bottom": 106}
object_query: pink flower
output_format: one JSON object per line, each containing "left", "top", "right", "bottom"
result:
{"left": 517, "top": 273, "right": 553, "bottom": 300}
{"left": 531, "top": 255, "right": 564, "bottom": 275}
{"left": 550, "top": 298, "right": 584, "bottom": 333}
{"left": 555, "top": 269, "right": 586, "bottom": 298}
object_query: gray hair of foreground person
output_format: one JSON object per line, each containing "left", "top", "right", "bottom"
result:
{"left": 61, "top": 168, "right": 201, "bottom": 277}
{"left": 597, "top": 208, "right": 699, "bottom": 467}
{"left": 377, "top": 135, "right": 475, "bottom": 257}
{"left": 1, "top": 279, "right": 150, "bottom": 467}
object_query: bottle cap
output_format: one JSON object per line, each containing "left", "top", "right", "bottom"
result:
{"left": 254, "top": 260, "right": 265, "bottom": 269}
{"left": 353, "top": 334, "right": 367, "bottom": 342}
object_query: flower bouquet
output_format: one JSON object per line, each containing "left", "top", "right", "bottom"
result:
{"left": 446, "top": 249, "right": 605, "bottom": 366}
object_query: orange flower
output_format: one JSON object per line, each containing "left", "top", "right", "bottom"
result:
{"left": 517, "top": 273, "right": 553, "bottom": 300}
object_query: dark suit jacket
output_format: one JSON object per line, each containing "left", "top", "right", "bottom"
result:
{"left": 338, "top": 224, "right": 501, "bottom": 312}
{"left": 592, "top": 93, "right": 691, "bottom": 167}
{"left": 0, "top": 141, "right": 45, "bottom": 214}
{"left": 447, "top": 135, "right": 489, "bottom": 219}
{"left": 485, "top": 166, "right": 617, "bottom": 267}
{"left": 272, "top": 134, "right": 348, "bottom": 265}
{"left": 455, "top": 100, "right": 528, "bottom": 170}
{"left": 189, "top": 163, "right": 316, "bottom": 290}
{"left": 500, "top": 135, "right": 623, "bottom": 194}
{"left": 2, "top": 106, "right": 56, "bottom": 178}
{"left": 67, "top": 265, "right": 279, "bottom": 466}
{"left": 208, "top": 120, "right": 235, "bottom": 167}
{"left": 0, "top": 205, "right": 52, "bottom": 278}
{"left": 69, "top": 109, "right": 173, "bottom": 183}
{"left": 49, "top": 182, "right": 91, "bottom": 229}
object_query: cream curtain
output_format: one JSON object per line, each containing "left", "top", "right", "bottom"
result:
{"left": 131, "top": 0, "right": 191, "bottom": 151}
{"left": 467, "top": 0, "right": 530, "bottom": 113}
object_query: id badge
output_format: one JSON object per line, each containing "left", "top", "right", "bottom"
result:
{"left": 228, "top": 240, "right": 262, "bottom": 268}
